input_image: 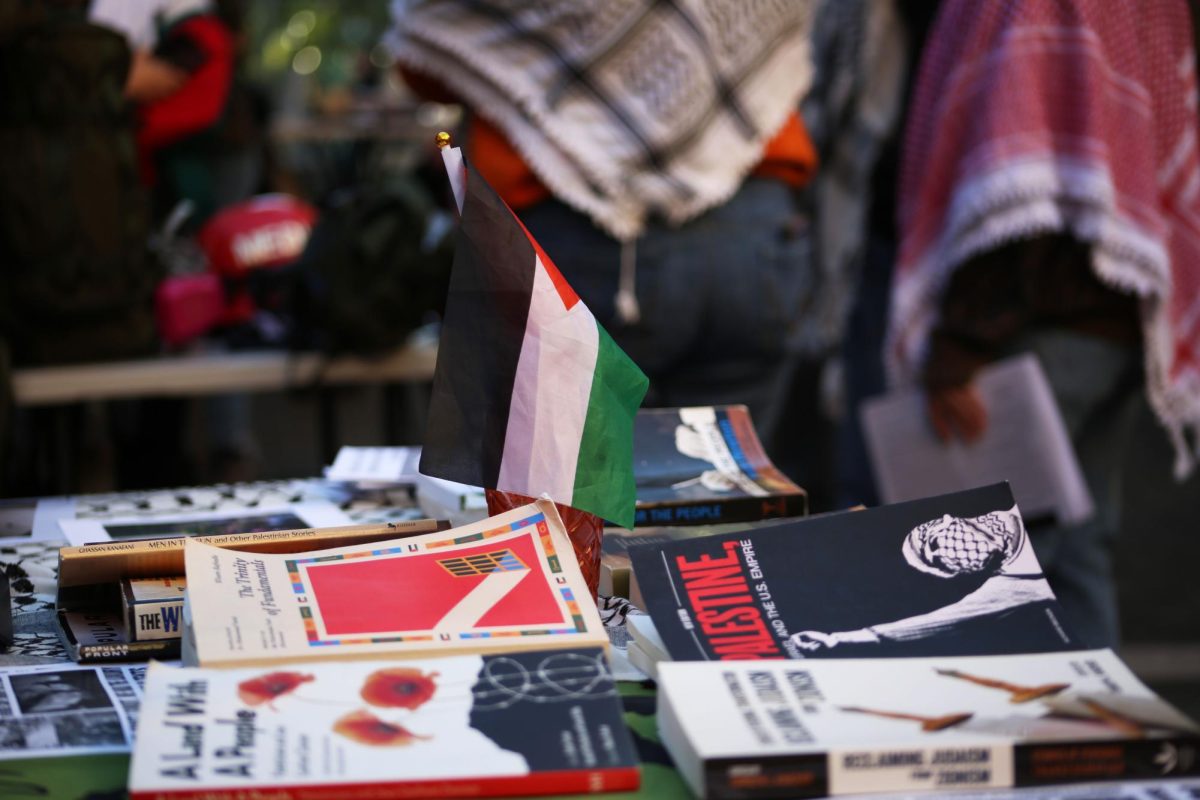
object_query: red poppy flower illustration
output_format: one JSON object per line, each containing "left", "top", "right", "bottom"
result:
{"left": 333, "top": 710, "right": 430, "bottom": 746}
{"left": 237, "top": 671, "right": 315, "bottom": 708}
{"left": 360, "top": 668, "right": 439, "bottom": 710}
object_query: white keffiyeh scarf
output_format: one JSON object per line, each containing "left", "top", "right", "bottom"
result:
{"left": 387, "top": 0, "right": 816, "bottom": 241}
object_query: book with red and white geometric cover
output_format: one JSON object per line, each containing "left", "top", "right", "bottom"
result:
{"left": 182, "top": 498, "right": 607, "bottom": 668}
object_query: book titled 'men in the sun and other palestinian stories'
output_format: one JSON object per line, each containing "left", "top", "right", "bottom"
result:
{"left": 128, "top": 648, "right": 640, "bottom": 799}
{"left": 181, "top": 498, "right": 607, "bottom": 668}
{"left": 628, "top": 483, "right": 1081, "bottom": 662}
{"left": 657, "top": 649, "right": 1200, "bottom": 799}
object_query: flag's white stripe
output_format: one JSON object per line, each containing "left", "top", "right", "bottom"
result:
{"left": 497, "top": 256, "right": 599, "bottom": 502}
{"left": 441, "top": 145, "right": 466, "bottom": 214}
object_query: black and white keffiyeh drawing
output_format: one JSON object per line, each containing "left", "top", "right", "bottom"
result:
{"left": 902, "top": 507, "right": 1024, "bottom": 579}
{"left": 791, "top": 507, "right": 1062, "bottom": 652}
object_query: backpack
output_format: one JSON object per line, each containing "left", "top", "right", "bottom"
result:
{"left": 284, "top": 178, "right": 454, "bottom": 357}
{"left": 0, "top": 10, "right": 160, "bottom": 366}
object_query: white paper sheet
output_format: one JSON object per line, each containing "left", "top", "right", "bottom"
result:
{"left": 862, "top": 354, "right": 1094, "bottom": 525}
{"left": 324, "top": 445, "right": 422, "bottom": 485}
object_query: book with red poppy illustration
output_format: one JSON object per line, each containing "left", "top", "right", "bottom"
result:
{"left": 128, "top": 649, "right": 640, "bottom": 798}
{"left": 182, "top": 498, "right": 608, "bottom": 668}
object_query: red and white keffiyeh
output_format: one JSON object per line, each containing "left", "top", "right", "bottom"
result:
{"left": 888, "top": 0, "right": 1200, "bottom": 475}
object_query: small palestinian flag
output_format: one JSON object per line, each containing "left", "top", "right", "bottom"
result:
{"left": 421, "top": 145, "right": 649, "bottom": 528}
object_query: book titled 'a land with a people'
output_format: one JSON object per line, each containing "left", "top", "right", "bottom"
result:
{"left": 129, "top": 648, "right": 640, "bottom": 798}
{"left": 632, "top": 406, "right": 807, "bottom": 525}
{"left": 182, "top": 498, "right": 608, "bottom": 668}
{"left": 657, "top": 649, "right": 1200, "bottom": 799}
{"left": 628, "top": 483, "right": 1080, "bottom": 662}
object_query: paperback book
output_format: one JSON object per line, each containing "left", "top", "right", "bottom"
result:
{"left": 122, "top": 577, "right": 186, "bottom": 641}
{"left": 183, "top": 498, "right": 608, "bottom": 668}
{"left": 60, "top": 610, "right": 182, "bottom": 663}
{"left": 54, "top": 519, "right": 449, "bottom": 664}
{"left": 600, "top": 520, "right": 790, "bottom": 599}
{"left": 57, "top": 516, "right": 448, "bottom": 588}
{"left": 657, "top": 649, "right": 1200, "bottom": 798}
{"left": 625, "top": 613, "right": 669, "bottom": 681}
{"left": 632, "top": 406, "right": 807, "bottom": 526}
{"left": 129, "top": 648, "right": 640, "bottom": 798}
{"left": 628, "top": 484, "right": 1080, "bottom": 661}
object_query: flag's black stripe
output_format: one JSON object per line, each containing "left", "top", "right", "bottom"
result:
{"left": 421, "top": 163, "right": 536, "bottom": 489}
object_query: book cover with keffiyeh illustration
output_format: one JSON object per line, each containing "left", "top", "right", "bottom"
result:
{"left": 629, "top": 483, "right": 1082, "bottom": 663}
{"left": 181, "top": 499, "right": 608, "bottom": 668}
{"left": 129, "top": 649, "right": 639, "bottom": 798}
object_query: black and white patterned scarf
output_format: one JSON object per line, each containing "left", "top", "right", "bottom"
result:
{"left": 388, "top": 0, "right": 816, "bottom": 240}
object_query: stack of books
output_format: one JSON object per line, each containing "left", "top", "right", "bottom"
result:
{"left": 4, "top": 497, "right": 643, "bottom": 798}
{"left": 624, "top": 482, "right": 1200, "bottom": 798}
{"left": 135, "top": 498, "right": 641, "bottom": 797}
{"left": 2, "top": 406, "right": 1197, "bottom": 799}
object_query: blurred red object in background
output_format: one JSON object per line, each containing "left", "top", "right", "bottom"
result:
{"left": 196, "top": 194, "right": 317, "bottom": 326}
{"left": 155, "top": 272, "right": 223, "bottom": 348}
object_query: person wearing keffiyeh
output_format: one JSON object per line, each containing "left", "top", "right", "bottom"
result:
{"left": 888, "top": 0, "right": 1200, "bottom": 647}
{"left": 387, "top": 1, "right": 820, "bottom": 452}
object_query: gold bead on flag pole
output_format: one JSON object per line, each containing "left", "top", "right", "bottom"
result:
{"left": 436, "top": 131, "right": 452, "bottom": 149}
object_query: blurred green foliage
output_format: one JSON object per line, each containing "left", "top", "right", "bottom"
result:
{"left": 242, "top": 1, "right": 392, "bottom": 90}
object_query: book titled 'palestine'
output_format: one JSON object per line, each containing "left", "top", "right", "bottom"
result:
{"left": 657, "top": 649, "right": 1200, "bottom": 799}
{"left": 129, "top": 648, "right": 640, "bottom": 799}
{"left": 182, "top": 498, "right": 608, "bottom": 668}
{"left": 628, "top": 483, "right": 1080, "bottom": 661}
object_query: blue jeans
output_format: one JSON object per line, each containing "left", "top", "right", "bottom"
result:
{"left": 519, "top": 178, "right": 812, "bottom": 443}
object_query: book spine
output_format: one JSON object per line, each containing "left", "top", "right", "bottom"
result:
{"left": 75, "top": 638, "right": 181, "bottom": 664}
{"left": 705, "top": 753, "right": 828, "bottom": 799}
{"left": 129, "top": 766, "right": 642, "bottom": 799}
{"left": 635, "top": 493, "right": 805, "bottom": 526}
{"left": 58, "top": 520, "right": 450, "bottom": 586}
{"left": 126, "top": 597, "right": 185, "bottom": 641}
{"left": 1015, "top": 736, "right": 1200, "bottom": 786}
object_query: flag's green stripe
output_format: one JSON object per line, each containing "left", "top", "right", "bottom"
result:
{"left": 572, "top": 326, "right": 649, "bottom": 528}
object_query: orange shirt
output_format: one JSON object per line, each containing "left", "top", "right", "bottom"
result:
{"left": 469, "top": 112, "right": 817, "bottom": 213}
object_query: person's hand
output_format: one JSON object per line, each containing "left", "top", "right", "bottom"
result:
{"left": 791, "top": 629, "right": 880, "bottom": 651}
{"left": 927, "top": 384, "right": 988, "bottom": 444}
{"left": 791, "top": 630, "right": 837, "bottom": 651}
